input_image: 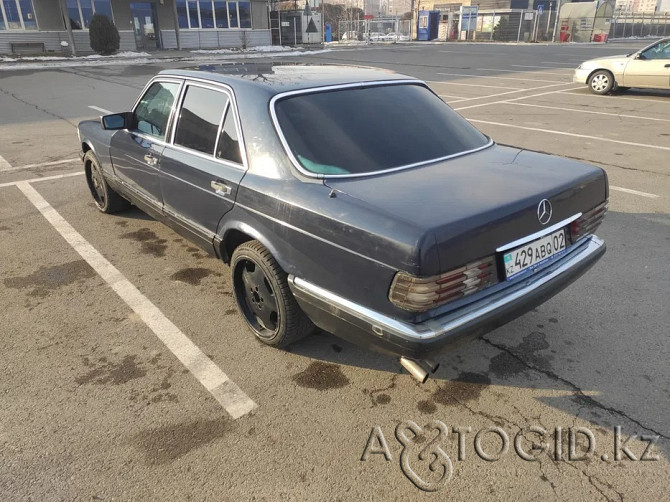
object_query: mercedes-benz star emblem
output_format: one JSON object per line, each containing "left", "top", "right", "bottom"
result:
{"left": 537, "top": 199, "right": 552, "bottom": 225}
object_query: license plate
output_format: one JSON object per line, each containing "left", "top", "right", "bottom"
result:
{"left": 503, "top": 229, "right": 567, "bottom": 280}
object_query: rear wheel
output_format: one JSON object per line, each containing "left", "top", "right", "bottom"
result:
{"left": 84, "top": 150, "right": 129, "bottom": 213}
{"left": 231, "top": 240, "right": 314, "bottom": 348}
{"left": 589, "top": 70, "right": 614, "bottom": 95}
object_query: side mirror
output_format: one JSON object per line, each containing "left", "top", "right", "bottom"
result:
{"left": 636, "top": 53, "right": 647, "bottom": 60}
{"left": 101, "top": 112, "right": 132, "bottom": 130}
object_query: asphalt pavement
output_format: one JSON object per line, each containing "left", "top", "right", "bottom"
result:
{"left": 1, "top": 42, "right": 669, "bottom": 501}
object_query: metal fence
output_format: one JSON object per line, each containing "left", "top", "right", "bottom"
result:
{"left": 469, "top": 10, "right": 556, "bottom": 42}
{"left": 334, "top": 10, "right": 670, "bottom": 44}
{"left": 609, "top": 13, "right": 670, "bottom": 39}
{"left": 336, "top": 19, "right": 411, "bottom": 42}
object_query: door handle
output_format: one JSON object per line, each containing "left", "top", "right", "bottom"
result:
{"left": 211, "top": 180, "right": 232, "bottom": 196}
{"left": 665, "top": 64, "right": 670, "bottom": 68}
{"left": 143, "top": 153, "right": 158, "bottom": 166}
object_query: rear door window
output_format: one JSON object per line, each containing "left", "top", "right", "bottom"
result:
{"left": 216, "top": 107, "right": 243, "bottom": 165}
{"left": 174, "top": 85, "right": 229, "bottom": 155}
{"left": 133, "top": 81, "right": 180, "bottom": 140}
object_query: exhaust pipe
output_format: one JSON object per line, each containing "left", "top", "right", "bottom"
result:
{"left": 400, "top": 357, "right": 428, "bottom": 383}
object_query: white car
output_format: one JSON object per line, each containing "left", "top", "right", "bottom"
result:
{"left": 573, "top": 38, "right": 670, "bottom": 94}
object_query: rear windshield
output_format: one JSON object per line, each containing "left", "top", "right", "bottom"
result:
{"left": 273, "top": 83, "right": 489, "bottom": 176}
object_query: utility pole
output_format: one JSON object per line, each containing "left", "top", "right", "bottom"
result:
{"left": 171, "top": 0, "right": 182, "bottom": 50}
{"left": 552, "top": 0, "right": 561, "bottom": 42}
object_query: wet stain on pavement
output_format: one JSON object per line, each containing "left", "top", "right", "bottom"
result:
{"left": 489, "top": 351, "right": 527, "bottom": 377}
{"left": 225, "top": 308, "right": 237, "bottom": 315}
{"left": 134, "top": 418, "right": 230, "bottom": 464}
{"left": 292, "top": 361, "right": 349, "bottom": 390}
{"left": 375, "top": 393, "right": 391, "bottom": 405}
{"left": 115, "top": 220, "right": 128, "bottom": 227}
{"left": 76, "top": 355, "right": 147, "bottom": 385}
{"left": 331, "top": 343, "right": 343, "bottom": 353}
{"left": 121, "top": 228, "right": 167, "bottom": 257}
{"left": 417, "top": 399, "right": 437, "bottom": 414}
{"left": 170, "top": 267, "right": 212, "bottom": 285}
{"left": 514, "top": 332, "right": 554, "bottom": 370}
{"left": 0, "top": 225, "right": 11, "bottom": 232}
{"left": 548, "top": 317, "right": 559, "bottom": 324}
{"left": 432, "top": 372, "right": 491, "bottom": 405}
{"left": 3, "top": 260, "right": 95, "bottom": 298}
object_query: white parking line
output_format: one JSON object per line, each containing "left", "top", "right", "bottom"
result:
{"left": 0, "top": 157, "right": 80, "bottom": 173}
{"left": 468, "top": 119, "right": 670, "bottom": 152}
{"left": 453, "top": 85, "right": 582, "bottom": 110}
{"left": 88, "top": 105, "right": 112, "bottom": 114}
{"left": 511, "top": 64, "right": 574, "bottom": 70}
{"left": 0, "top": 172, "right": 84, "bottom": 189}
{"left": 0, "top": 154, "right": 12, "bottom": 171}
{"left": 431, "top": 81, "right": 523, "bottom": 90}
{"left": 508, "top": 102, "right": 670, "bottom": 123}
{"left": 14, "top": 181, "right": 257, "bottom": 419}
{"left": 560, "top": 89, "right": 670, "bottom": 105}
{"left": 475, "top": 67, "right": 573, "bottom": 77}
{"left": 610, "top": 186, "right": 659, "bottom": 199}
{"left": 438, "top": 94, "right": 469, "bottom": 100}
{"left": 438, "top": 72, "right": 562, "bottom": 83}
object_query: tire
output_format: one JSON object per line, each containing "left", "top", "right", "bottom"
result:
{"left": 589, "top": 70, "right": 614, "bottom": 95}
{"left": 231, "top": 240, "right": 314, "bottom": 348}
{"left": 84, "top": 150, "right": 129, "bottom": 213}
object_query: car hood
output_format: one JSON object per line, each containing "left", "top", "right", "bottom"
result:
{"left": 325, "top": 144, "right": 607, "bottom": 274}
{"left": 581, "top": 54, "right": 630, "bottom": 65}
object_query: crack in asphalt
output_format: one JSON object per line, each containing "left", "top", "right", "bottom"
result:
{"left": 481, "top": 336, "right": 669, "bottom": 441}
{"left": 57, "top": 68, "right": 146, "bottom": 91}
{"left": 0, "top": 87, "right": 77, "bottom": 128}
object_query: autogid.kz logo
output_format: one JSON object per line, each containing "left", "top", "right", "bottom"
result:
{"left": 361, "top": 421, "right": 660, "bottom": 492}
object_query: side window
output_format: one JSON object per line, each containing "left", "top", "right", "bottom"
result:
{"left": 134, "top": 82, "right": 180, "bottom": 139}
{"left": 642, "top": 41, "right": 670, "bottom": 60}
{"left": 216, "top": 108, "right": 243, "bottom": 165}
{"left": 174, "top": 86, "right": 229, "bottom": 155}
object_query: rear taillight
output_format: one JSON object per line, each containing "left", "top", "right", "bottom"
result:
{"left": 389, "top": 256, "right": 498, "bottom": 312}
{"left": 570, "top": 200, "right": 608, "bottom": 242}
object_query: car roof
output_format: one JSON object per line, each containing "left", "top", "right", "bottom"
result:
{"left": 158, "top": 63, "right": 416, "bottom": 96}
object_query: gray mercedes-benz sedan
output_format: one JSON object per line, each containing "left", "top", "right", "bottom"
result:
{"left": 78, "top": 63, "right": 607, "bottom": 381}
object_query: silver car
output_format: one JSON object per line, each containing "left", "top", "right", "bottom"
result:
{"left": 574, "top": 38, "right": 670, "bottom": 94}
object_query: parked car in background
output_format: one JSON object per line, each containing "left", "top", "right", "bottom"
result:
{"left": 78, "top": 63, "right": 607, "bottom": 382}
{"left": 574, "top": 37, "right": 670, "bottom": 94}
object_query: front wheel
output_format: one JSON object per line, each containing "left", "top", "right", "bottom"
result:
{"left": 231, "top": 240, "right": 314, "bottom": 348}
{"left": 589, "top": 70, "right": 614, "bottom": 95}
{"left": 84, "top": 150, "right": 129, "bottom": 213}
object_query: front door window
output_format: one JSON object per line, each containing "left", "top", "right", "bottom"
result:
{"left": 134, "top": 81, "right": 180, "bottom": 140}
{"left": 641, "top": 41, "right": 670, "bottom": 60}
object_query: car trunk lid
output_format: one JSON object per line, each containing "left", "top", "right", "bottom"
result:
{"left": 324, "top": 144, "right": 607, "bottom": 275}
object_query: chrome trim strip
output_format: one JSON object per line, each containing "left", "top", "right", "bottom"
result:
{"left": 290, "top": 235, "right": 604, "bottom": 341}
{"left": 163, "top": 205, "right": 217, "bottom": 240}
{"left": 268, "top": 80, "right": 494, "bottom": 180}
{"left": 495, "top": 213, "right": 581, "bottom": 253}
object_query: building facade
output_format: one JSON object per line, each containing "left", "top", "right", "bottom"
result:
{"left": 0, "top": 0, "right": 271, "bottom": 55}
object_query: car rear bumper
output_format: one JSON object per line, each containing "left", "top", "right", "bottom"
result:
{"left": 289, "top": 235, "right": 605, "bottom": 359}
